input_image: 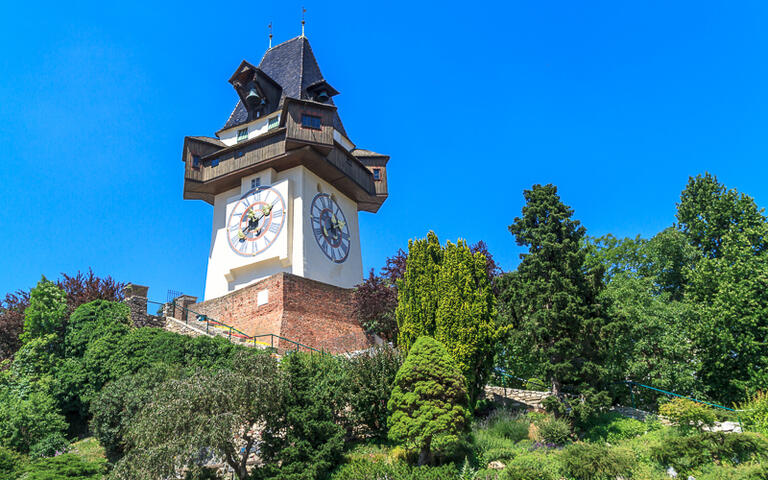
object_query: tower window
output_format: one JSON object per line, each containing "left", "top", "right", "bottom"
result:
{"left": 301, "top": 114, "right": 321, "bottom": 130}
{"left": 237, "top": 128, "right": 248, "bottom": 142}
{"left": 251, "top": 178, "right": 261, "bottom": 189}
{"left": 192, "top": 155, "right": 201, "bottom": 168}
{"left": 268, "top": 116, "right": 279, "bottom": 130}
{"left": 373, "top": 168, "right": 381, "bottom": 181}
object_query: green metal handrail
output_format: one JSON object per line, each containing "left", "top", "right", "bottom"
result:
{"left": 147, "top": 299, "right": 326, "bottom": 355}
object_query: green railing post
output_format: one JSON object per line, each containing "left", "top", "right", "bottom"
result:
{"left": 205, "top": 316, "right": 209, "bottom": 334}
{"left": 271, "top": 335, "right": 274, "bottom": 349}
{"left": 229, "top": 327, "right": 232, "bottom": 340}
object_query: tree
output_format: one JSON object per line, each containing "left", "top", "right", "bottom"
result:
{"left": 353, "top": 249, "right": 407, "bottom": 343}
{"left": 676, "top": 173, "right": 768, "bottom": 403}
{"left": 346, "top": 346, "right": 403, "bottom": 440}
{"left": 90, "top": 365, "right": 185, "bottom": 460}
{"left": 353, "top": 270, "right": 398, "bottom": 342}
{"left": 505, "top": 184, "right": 608, "bottom": 396}
{"left": 585, "top": 231, "right": 702, "bottom": 406}
{"left": 0, "top": 290, "right": 28, "bottom": 363}
{"left": 0, "top": 386, "right": 67, "bottom": 454}
{"left": 434, "top": 240, "right": 501, "bottom": 403}
{"left": 259, "top": 352, "right": 346, "bottom": 480}
{"left": 396, "top": 232, "right": 443, "bottom": 353}
{"left": 20, "top": 278, "right": 67, "bottom": 345}
{"left": 111, "top": 352, "right": 280, "bottom": 480}
{"left": 387, "top": 336, "right": 470, "bottom": 466}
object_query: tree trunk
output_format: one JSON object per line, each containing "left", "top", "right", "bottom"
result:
{"left": 417, "top": 446, "right": 431, "bottom": 466}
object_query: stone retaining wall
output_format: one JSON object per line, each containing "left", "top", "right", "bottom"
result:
{"left": 484, "top": 386, "right": 552, "bottom": 410}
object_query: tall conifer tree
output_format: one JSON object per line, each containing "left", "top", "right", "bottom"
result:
{"left": 435, "top": 240, "right": 500, "bottom": 402}
{"left": 506, "top": 184, "right": 606, "bottom": 396}
{"left": 395, "top": 232, "right": 443, "bottom": 353}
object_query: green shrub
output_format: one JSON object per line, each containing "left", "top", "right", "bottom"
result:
{"left": 658, "top": 398, "right": 717, "bottom": 434}
{"left": 479, "top": 447, "right": 518, "bottom": 465}
{"left": 583, "top": 412, "right": 648, "bottom": 443}
{"left": 737, "top": 391, "right": 768, "bottom": 436}
{"left": 561, "top": 442, "right": 635, "bottom": 480}
{"left": 330, "top": 458, "right": 459, "bottom": 480}
{"left": 651, "top": 432, "right": 768, "bottom": 474}
{"left": 0, "top": 446, "right": 25, "bottom": 479}
{"left": 524, "top": 378, "right": 547, "bottom": 391}
{"left": 501, "top": 451, "right": 562, "bottom": 480}
{"left": 698, "top": 462, "right": 768, "bottom": 480}
{"left": 537, "top": 416, "right": 572, "bottom": 445}
{"left": 21, "top": 453, "right": 105, "bottom": 479}
{"left": 388, "top": 337, "right": 470, "bottom": 465}
{"left": 184, "top": 466, "right": 222, "bottom": 479}
{"left": 346, "top": 346, "right": 403, "bottom": 440}
{"left": 29, "top": 433, "right": 69, "bottom": 458}
{"left": 487, "top": 413, "right": 529, "bottom": 443}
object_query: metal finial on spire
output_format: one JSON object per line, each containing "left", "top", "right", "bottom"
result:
{"left": 301, "top": 7, "right": 306, "bottom": 37}
{"left": 268, "top": 22, "right": 273, "bottom": 48}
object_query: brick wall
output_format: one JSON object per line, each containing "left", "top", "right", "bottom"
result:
{"left": 189, "top": 272, "right": 370, "bottom": 354}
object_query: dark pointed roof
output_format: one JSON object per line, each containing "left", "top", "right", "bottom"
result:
{"left": 221, "top": 36, "right": 347, "bottom": 136}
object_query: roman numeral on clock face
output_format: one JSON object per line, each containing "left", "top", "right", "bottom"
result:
{"left": 226, "top": 185, "right": 286, "bottom": 257}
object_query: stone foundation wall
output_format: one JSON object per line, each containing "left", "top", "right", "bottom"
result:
{"left": 188, "top": 272, "right": 371, "bottom": 354}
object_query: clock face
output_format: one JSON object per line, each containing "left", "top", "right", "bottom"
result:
{"left": 226, "top": 186, "right": 286, "bottom": 257}
{"left": 310, "top": 193, "right": 351, "bottom": 263}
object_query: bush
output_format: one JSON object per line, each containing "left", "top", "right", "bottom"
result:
{"left": 658, "top": 398, "right": 717, "bottom": 434}
{"left": 21, "top": 453, "right": 105, "bottom": 479}
{"left": 90, "top": 364, "right": 184, "bottom": 459}
{"left": 330, "top": 458, "right": 459, "bottom": 480}
{"left": 737, "top": 391, "right": 768, "bottom": 436}
{"left": 561, "top": 442, "right": 635, "bottom": 480}
{"left": 487, "top": 412, "right": 529, "bottom": 443}
{"left": 537, "top": 416, "right": 572, "bottom": 445}
{"left": 501, "top": 451, "right": 563, "bottom": 480}
{"left": 524, "top": 378, "right": 547, "bottom": 391}
{"left": 583, "top": 412, "right": 649, "bottom": 443}
{"left": 387, "top": 337, "right": 470, "bottom": 465}
{"left": 29, "top": 432, "right": 69, "bottom": 458}
{"left": 651, "top": 432, "right": 768, "bottom": 474}
{"left": 698, "top": 463, "right": 768, "bottom": 480}
{"left": 346, "top": 346, "right": 403, "bottom": 440}
{"left": 0, "top": 445, "right": 25, "bottom": 479}
{"left": 0, "top": 388, "right": 67, "bottom": 454}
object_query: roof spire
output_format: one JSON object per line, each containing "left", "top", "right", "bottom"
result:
{"left": 301, "top": 7, "right": 306, "bottom": 37}
{"left": 268, "top": 22, "right": 273, "bottom": 48}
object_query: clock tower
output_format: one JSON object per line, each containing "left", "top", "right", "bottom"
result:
{"left": 179, "top": 36, "right": 389, "bottom": 353}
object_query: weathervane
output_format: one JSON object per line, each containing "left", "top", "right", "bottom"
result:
{"left": 268, "top": 22, "right": 273, "bottom": 48}
{"left": 301, "top": 7, "right": 306, "bottom": 37}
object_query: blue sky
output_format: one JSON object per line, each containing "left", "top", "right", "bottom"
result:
{"left": 1, "top": 1, "right": 767, "bottom": 300}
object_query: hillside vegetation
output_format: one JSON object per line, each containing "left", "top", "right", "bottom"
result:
{"left": 1, "top": 173, "right": 768, "bottom": 478}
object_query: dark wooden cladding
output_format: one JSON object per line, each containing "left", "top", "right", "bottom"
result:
{"left": 182, "top": 99, "right": 387, "bottom": 212}
{"left": 199, "top": 132, "right": 285, "bottom": 183}
{"left": 284, "top": 100, "right": 334, "bottom": 146}
{"left": 326, "top": 148, "right": 376, "bottom": 196}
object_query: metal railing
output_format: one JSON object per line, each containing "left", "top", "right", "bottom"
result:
{"left": 147, "top": 299, "right": 326, "bottom": 355}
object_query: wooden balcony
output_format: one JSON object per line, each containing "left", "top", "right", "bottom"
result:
{"left": 182, "top": 99, "right": 387, "bottom": 212}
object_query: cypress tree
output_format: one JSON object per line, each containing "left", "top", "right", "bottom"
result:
{"left": 434, "top": 240, "right": 500, "bottom": 403}
{"left": 395, "top": 232, "right": 443, "bottom": 353}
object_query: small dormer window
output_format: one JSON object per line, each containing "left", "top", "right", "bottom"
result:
{"left": 251, "top": 178, "right": 261, "bottom": 189}
{"left": 268, "top": 116, "right": 279, "bottom": 130}
{"left": 192, "top": 155, "right": 201, "bottom": 168}
{"left": 237, "top": 128, "right": 248, "bottom": 143}
{"left": 373, "top": 168, "right": 381, "bottom": 181}
{"left": 301, "top": 114, "right": 321, "bottom": 130}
